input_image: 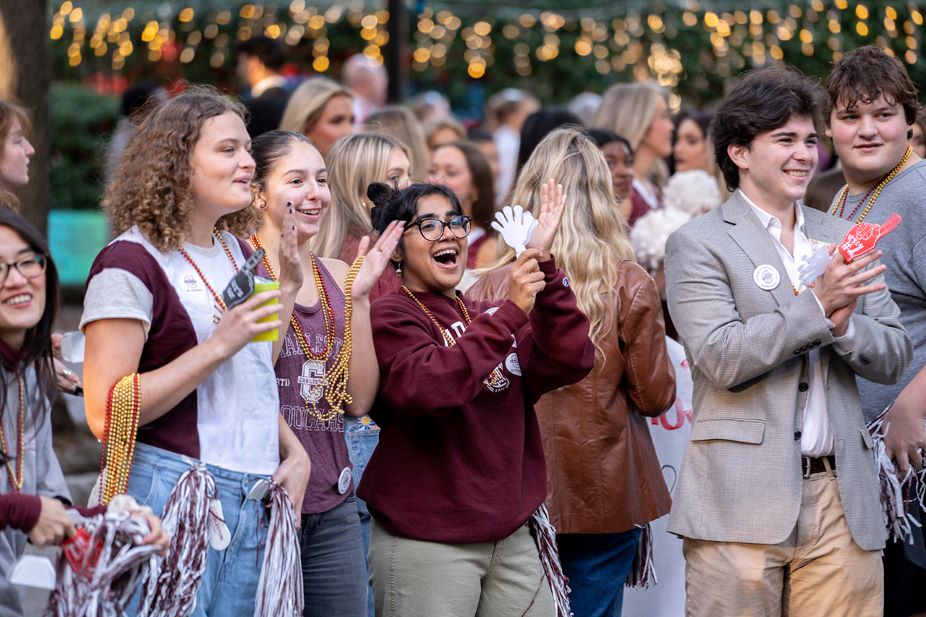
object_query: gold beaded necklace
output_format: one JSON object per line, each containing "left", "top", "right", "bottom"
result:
{"left": 100, "top": 373, "right": 141, "bottom": 505}
{"left": 401, "top": 286, "right": 511, "bottom": 391}
{"left": 249, "top": 235, "right": 364, "bottom": 421}
{"left": 0, "top": 374, "right": 25, "bottom": 491}
{"left": 401, "top": 286, "right": 472, "bottom": 347}
{"left": 830, "top": 145, "right": 913, "bottom": 224}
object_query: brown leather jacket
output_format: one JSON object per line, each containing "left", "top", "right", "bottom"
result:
{"left": 468, "top": 259, "right": 676, "bottom": 533}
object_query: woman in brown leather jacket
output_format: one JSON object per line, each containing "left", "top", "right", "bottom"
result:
{"left": 468, "top": 127, "right": 676, "bottom": 617}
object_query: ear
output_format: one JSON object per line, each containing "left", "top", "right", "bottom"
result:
{"left": 251, "top": 186, "right": 267, "bottom": 210}
{"left": 391, "top": 246, "right": 403, "bottom": 263}
{"left": 727, "top": 143, "right": 750, "bottom": 171}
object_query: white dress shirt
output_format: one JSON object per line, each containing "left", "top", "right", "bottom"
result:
{"left": 741, "top": 190, "right": 851, "bottom": 457}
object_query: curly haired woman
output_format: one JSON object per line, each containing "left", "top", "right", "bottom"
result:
{"left": 81, "top": 87, "right": 308, "bottom": 615}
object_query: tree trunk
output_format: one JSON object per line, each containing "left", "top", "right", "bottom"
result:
{"left": 0, "top": 0, "right": 50, "bottom": 234}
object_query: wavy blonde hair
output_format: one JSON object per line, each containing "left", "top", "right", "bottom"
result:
{"left": 105, "top": 86, "right": 258, "bottom": 250}
{"left": 500, "top": 126, "right": 635, "bottom": 358}
{"left": 592, "top": 82, "right": 669, "bottom": 185}
{"left": 311, "top": 132, "right": 408, "bottom": 259}
{"left": 279, "top": 77, "right": 352, "bottom": 137}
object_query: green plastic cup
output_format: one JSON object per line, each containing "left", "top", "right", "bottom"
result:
{"left": 251, "top": 279, "right": 280, "bottom": 343}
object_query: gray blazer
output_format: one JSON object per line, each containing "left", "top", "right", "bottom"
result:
{"left": 664, "top": 192, "right": 912, "bottom": 550}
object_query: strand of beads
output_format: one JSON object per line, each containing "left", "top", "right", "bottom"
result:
{"left": 249, "top": 233, "right": 364, "bottom": 421}
{"left": 100, "top": 373, "right": 141, "bottom": 506}
{"left": 319, "top": 256, "right": 364, "bottom": 419}
{"left": 830, "top": 145, "right": 913, "bottom": 223}
{"left": 0, "top": 374, "right": 25, "bottom": 490}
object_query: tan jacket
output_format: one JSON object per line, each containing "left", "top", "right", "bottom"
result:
{"left": 468, "top": 259, "right": 676, "bottom": 533}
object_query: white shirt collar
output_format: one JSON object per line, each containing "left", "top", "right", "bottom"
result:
{"left": 250, "top": 75, "right": 286, "bottom": 98}
{"left": 737, "top": 189, "right": 805, "bottom": 234}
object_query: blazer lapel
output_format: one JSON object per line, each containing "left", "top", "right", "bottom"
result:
{"left": 723, "top": 193, "right": 795, "bottom": 308}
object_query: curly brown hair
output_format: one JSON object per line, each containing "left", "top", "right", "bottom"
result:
{"left": 104, "top": 85, "right": 259, "bottom": 251}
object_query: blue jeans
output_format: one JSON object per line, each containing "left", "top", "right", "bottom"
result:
{"left": 126, "top": 443, "right": 272, "bottom": 617}
{"left": 557, "top": 528, "right": 643, "bottom": 617}
{"left": 344, "top": 415, "right": 380, "bottom": 617}
{"left": 299, "top": 496, "right": 367, "bottom": 616}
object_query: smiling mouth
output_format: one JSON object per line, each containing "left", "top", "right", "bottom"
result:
{"left": 3, "top": 293, "right": 33, "bottom": 307}
{"left": 296, "top": 207, "right": 322, "bottom": 217}
{"left": 784, "top": 170, "right": 810, "bottom": 178}
{"left": 432, "top": 248, "right": 459, "bottom": 268}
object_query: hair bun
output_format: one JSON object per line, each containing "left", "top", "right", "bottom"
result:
{"left": 367, "top": 182, "right": 396, "bottom": 209}
{"left": 367, "top": 182, "right": 397, "bottom": 230}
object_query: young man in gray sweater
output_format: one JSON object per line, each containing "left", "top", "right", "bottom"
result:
{"left": 826, "top": 45, "right": 926, "bottom": 617}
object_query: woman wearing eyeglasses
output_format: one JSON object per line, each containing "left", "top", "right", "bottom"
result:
{"left": 0, "top": 207, "right": 168, "bottom": 615}
{"left": 357, "top": 181, "right": 594, "bottom": 617}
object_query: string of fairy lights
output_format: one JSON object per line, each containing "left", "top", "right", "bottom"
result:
{"left": 48, "top": 1, "right": 923, "bottom": 98}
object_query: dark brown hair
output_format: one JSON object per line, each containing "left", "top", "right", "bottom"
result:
{"left": 711, "top": 67, "right": 826, "bottom": 191}
{"left": 825, "top": 45, "right": 921, "bottom": 125}
{"left": 0, "top": 207, "right": 59, "bottom": 444}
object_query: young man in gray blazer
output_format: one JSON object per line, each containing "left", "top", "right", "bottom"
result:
{"left": 665, "top": 67, "right": 912, "bottom": 616}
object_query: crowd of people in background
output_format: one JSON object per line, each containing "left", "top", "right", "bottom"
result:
{"left": 0, "top": 35, "right": 925, "bottom": 617}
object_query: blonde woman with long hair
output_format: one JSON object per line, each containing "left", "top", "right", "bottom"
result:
{"left": 362, "top": 106, "right": 430, "bottom": 181}
{"left": 469, "top": 126, "right": 676, "bottom": 616}
{"left": 312, "top": 132, "right": 410, "bottom": 265}
{"left": 279, "top": 77, "right": 354, "bottom": 157}
{"left": 593, "top": 82, "right": 674, "bottom": 225}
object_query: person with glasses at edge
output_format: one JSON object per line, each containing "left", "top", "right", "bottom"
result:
{"left": 0, "top": 101, "right": 82, "bottom": 397}
{"left": 357, "top": 180, "right": 594, "bottom": 616}
{"left": 0, "top": 206, "right": 169, "bottom": 616}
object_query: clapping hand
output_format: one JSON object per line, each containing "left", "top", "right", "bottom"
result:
{"left": 351, "top": 221, "right": 404, "bottom": 300}
{"left": 277, "top": 203, "right": 303, "bottom": 296}
{"left": 524, "top": 179, "right": 566, "bottom": 261}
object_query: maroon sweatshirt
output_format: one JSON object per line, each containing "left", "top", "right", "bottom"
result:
{"left": 357, "top": 258, "right": 594, "bottom": 543}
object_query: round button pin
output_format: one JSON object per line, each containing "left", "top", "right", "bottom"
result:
{"left": 753, "top": 264, "right": 780, "bottom": 291}
{"left": 337, "top": 467, "right": 352, "bottom": 495}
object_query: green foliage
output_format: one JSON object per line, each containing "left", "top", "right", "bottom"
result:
{"left": 48, "top": 83, "right": 119, "bottom": 210}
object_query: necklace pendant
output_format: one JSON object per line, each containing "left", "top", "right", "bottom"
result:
{"left": 297, "top": 359, "right": 326, "bottom": 405}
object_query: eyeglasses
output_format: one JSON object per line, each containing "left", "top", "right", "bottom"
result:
{"left": 404, "top": 215, "right": 472, "bottom": 241}
{"left": 0, "top": 254, "right": 47, "bottom": 286}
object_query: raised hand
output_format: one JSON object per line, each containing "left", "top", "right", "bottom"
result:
{"left": 276, "top": 203, "right": 303, "bottom": 296}
{"left": 524, "top": 179, "right": 566, "bottom": 261}
{"left": 811, "top": 247, "right": 886, "bottom": 317}
{"left": 351, "top": 221, "right": 404, "bottom": 300}
{"left": 507, "top": 249, "right": 546, "bottom": 314}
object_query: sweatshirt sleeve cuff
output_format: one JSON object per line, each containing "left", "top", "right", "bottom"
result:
{"left": 539, "top": 257, "right": 558, "bottom": 279}
{"left": 492, "top": 299, "right": 530, "bottom": 331}
{"left": 0, "top": 493, "right": 42, "bottom": 533}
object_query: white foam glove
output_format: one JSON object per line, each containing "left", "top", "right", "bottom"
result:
{"left": 798, "top": 243, "right": 832, "bottom": 287}
{"left": 491, "top": 205, "right": 538, "bottom": 256}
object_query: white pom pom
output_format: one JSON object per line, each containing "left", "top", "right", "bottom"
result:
{"left": 630, "top": 207, "right": 693, "bottom": 274}
{"left": 662, "top": 170, "right": 722, "bottom": 217}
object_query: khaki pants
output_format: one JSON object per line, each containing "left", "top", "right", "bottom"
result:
{"left": 370, "top": 519, "right": 555, "bottom": 617}
{"left": 684, "top": 470, "right": 883, "bottom": 617}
